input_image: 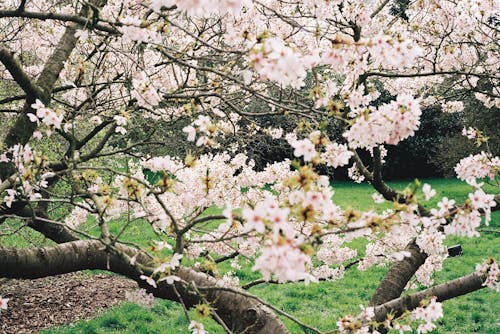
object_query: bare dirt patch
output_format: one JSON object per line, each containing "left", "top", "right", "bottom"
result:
{"left": 0, "top": 273, "right": 137, "bottom": 334}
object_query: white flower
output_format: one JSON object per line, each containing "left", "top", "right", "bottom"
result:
{"left": 140, "top": 275, "right": 157, "bottom": 288}
{"left": 321, "top": 143, "right": 353, "bottom": 168}
{"left": 90, "top": 116, "right": 102, "bottom": 125}
{"left": 113, "top": 115, "right": 127, "bottom": 126}
{"left": 422, "top": 183, "right": 436, "bottom": 200}
{"left": 372, "top": 193, "right": 385, "bottom": 203}
{"left": 115, "top": 126, "right": 127, "bottom": 135}
{"left": 188, "top": 320, "right": 207, "bottom": 334}
{"left": 240, "top": 69, "right": 253, "bottom": 85}
{"left": 170, "top": 253, "right": 183, "bottom": 269}
{"left": 27, "top": 113, "right": 39, "bottom": 124}
{"left": 0, "top": 296, "right": 9, "bottom": 311}
{"left": 291, "top": 138, "right": 316, "bottom": 161}
{"left": 30, "top": 99, "right": 45, "bottom": 111}
{"left": 33, "top": 131, "right": 43, "bottom": 140}
{"left": 183, "top": 125, "right": 196, "bottom": 142}
{"left": 159, "top": 275, "right": 181, "bottom": 285}
{"left": 154, "top": 241, "right": 172, "bottom": 250}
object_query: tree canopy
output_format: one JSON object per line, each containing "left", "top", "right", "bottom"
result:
{"left": 0, "top": 1, "right": 499, "bottom": 333}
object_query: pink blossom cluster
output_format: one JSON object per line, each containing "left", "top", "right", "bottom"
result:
{"left": 188, "top": 320, "right": 207, "bottom": 334}
{"left": 182, "top": 112, "right": 241, "bottom": 147}
{"left": 249, "top": 37, "right": 308, "bottom": 89}
{"left": 441, "top": 101, "right": 464, "bottom": 113}
{"left": 182, "top": 115, "right": 212, "bottom": 146}
{"left": 125, "top": 289, "right": 155, "bottom": 309}
{"left": 115, "top": 153, "right": 295, "bottom": 237}
{"left": 336, "top": 305, "right": 374, "bottom": 333}
{"left": 416, "top": 227, "right": 446, "bottom": 257}
{"left": 286, "top": 132, "right": 353, "bottom": 167}
{"left": 289, "top": 138, "right": 316, "bottom": 162}
{"left": 242, "top": 196, "right": 292, "bottom": 237}
{"left": 113, "top": 115, "right": 128, "bottom": 135}
{"left": 348, "top": 164, "right": 366, "bottom": 183}
{"left": 430, "top": 197, "right": 455, "bottom": 217}
{"left": 321, "top": 143, "right": 353, "bottom": 168}
{"left": 410, "top": 297, "right": 443, "bottom": 334}
{"left": 462, "top": 127, "right": 477, "bottom": 139}
{"left": 0, "top": 143, "right": 34, "bottom": 167}
{"left": 29, "top": 99, "right": 64, "bottom": 135}
{"left": 118, "top": 16, "right": 161, "bottom": 44}
{"left": 141, "top": 155, "right": 180, "bottom": 172}
{"left": 422, "top": 183, "right": 436, "bottom": 201}
{"left": 468, "top": 189, "right": 496, "bottom": 224}
{"left": 454, "top": 152, "right": 499, "bottom": 181}
{"left": 312, "top": 265, "right": 345, "bottom": 281}
{"left": 476, "top": 259, "right": 500, "bottom": 292}
{"left": 415, "top": 256, "right": 445, "bottom": 287}
{"left": 337, "top": 296, "right": 442, "bottom": 333}
{"left": 131, "top": 72, "right": 162, "bottom": 109}
{"left": 474, "top": 92, "right": 500, "bottom": 109}
{"left": 343, "top": 94, "right": 421, "bottom": 149}
{"left": 150, "top": 0, "right": 250, "bottom": 17}
{"left": 252, "top": 239, "right": 316, "bottom": 284}
{"left": 316, "top": 235, "right": 357, "bottom": 266}
{"left": 358, "top": 225, "right": 415, "bottom": 271}
{"left": 1, "top": 144, "right": 50, "bottom": 208}
{"left": 444, "top": 210, "right": 482, "bottom": 238}
{"left": 263, "top": 127, "right": 284, "bottom": 139}
{"left": 217, "top": 272, "right": 240, "bottom": 288}
{"left": 367, "top": 33, "right": 423, "bottom": 69}
{"left": 64, "top": 206, "right": 90, "bottom": 229}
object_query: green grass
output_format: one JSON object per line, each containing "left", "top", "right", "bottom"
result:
{"left": 5, "top": 178, "right": 498, "bottom": 334}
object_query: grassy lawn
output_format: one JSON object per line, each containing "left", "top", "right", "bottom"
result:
{"left": 7, "top": 178, "right": 499, "bottom": 334}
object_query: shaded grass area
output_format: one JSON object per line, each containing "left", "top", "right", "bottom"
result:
{"left": 9, "top": 179, "right": 499, "bottom": 333}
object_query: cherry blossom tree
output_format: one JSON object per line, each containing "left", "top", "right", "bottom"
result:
{"left": 0, "top": 0, "right": 499, "bottom": 333}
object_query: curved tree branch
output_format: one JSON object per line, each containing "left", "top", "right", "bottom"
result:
{"left": 374, "top": 273, "right": 486, "bottom": 322}
{"left": 0, "top": 240, "right": 291, "bottom": 334}
{"left": 0, "top": 10, "right": 118, "bottom": 34}
{"left": 0, "top": 47, "right": 43, "bottom": 98}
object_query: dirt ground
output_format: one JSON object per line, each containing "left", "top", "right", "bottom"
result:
{"left": 0, "top": 273, "right": 137, "bottom": 334}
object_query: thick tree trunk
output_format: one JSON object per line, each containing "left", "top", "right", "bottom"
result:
{"left": 370, "top": 241, "right": 427, "bottom": 306}
{"left": 371, "top": 193, "right": 498, "bottom": 308}
{"left": 0, "top": 240, "right": 290, "bottom": 334}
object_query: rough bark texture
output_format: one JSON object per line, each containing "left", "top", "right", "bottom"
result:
{"left": 26, "top": 218, "right": 80, "bottom": 244}
{"left": 370, "top": 241, "right": 427, "bottom": 306}
{"left": 0, "top": 48, "right": 43, "bottom": 98}
{"left": 0, "top": 240, "right": 290, "bottom": 334}
{"left": 374, "top": 273, "right": 486, "bottom": 322}
{"left": 23, "top": 208, "right": 80, "bottom": 244}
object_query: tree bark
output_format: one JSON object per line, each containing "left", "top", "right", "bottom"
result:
{"left": 370, "top": 241, "right": 427, "bottom": 306}
{"left": 0, "top": 240, "right": 290, "bottom": 334}
{"left": 373, "top": 273, "right": 486, "bottom": 322}
{"left": 23, "top": 207, "right": 80, "bottom": 243}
